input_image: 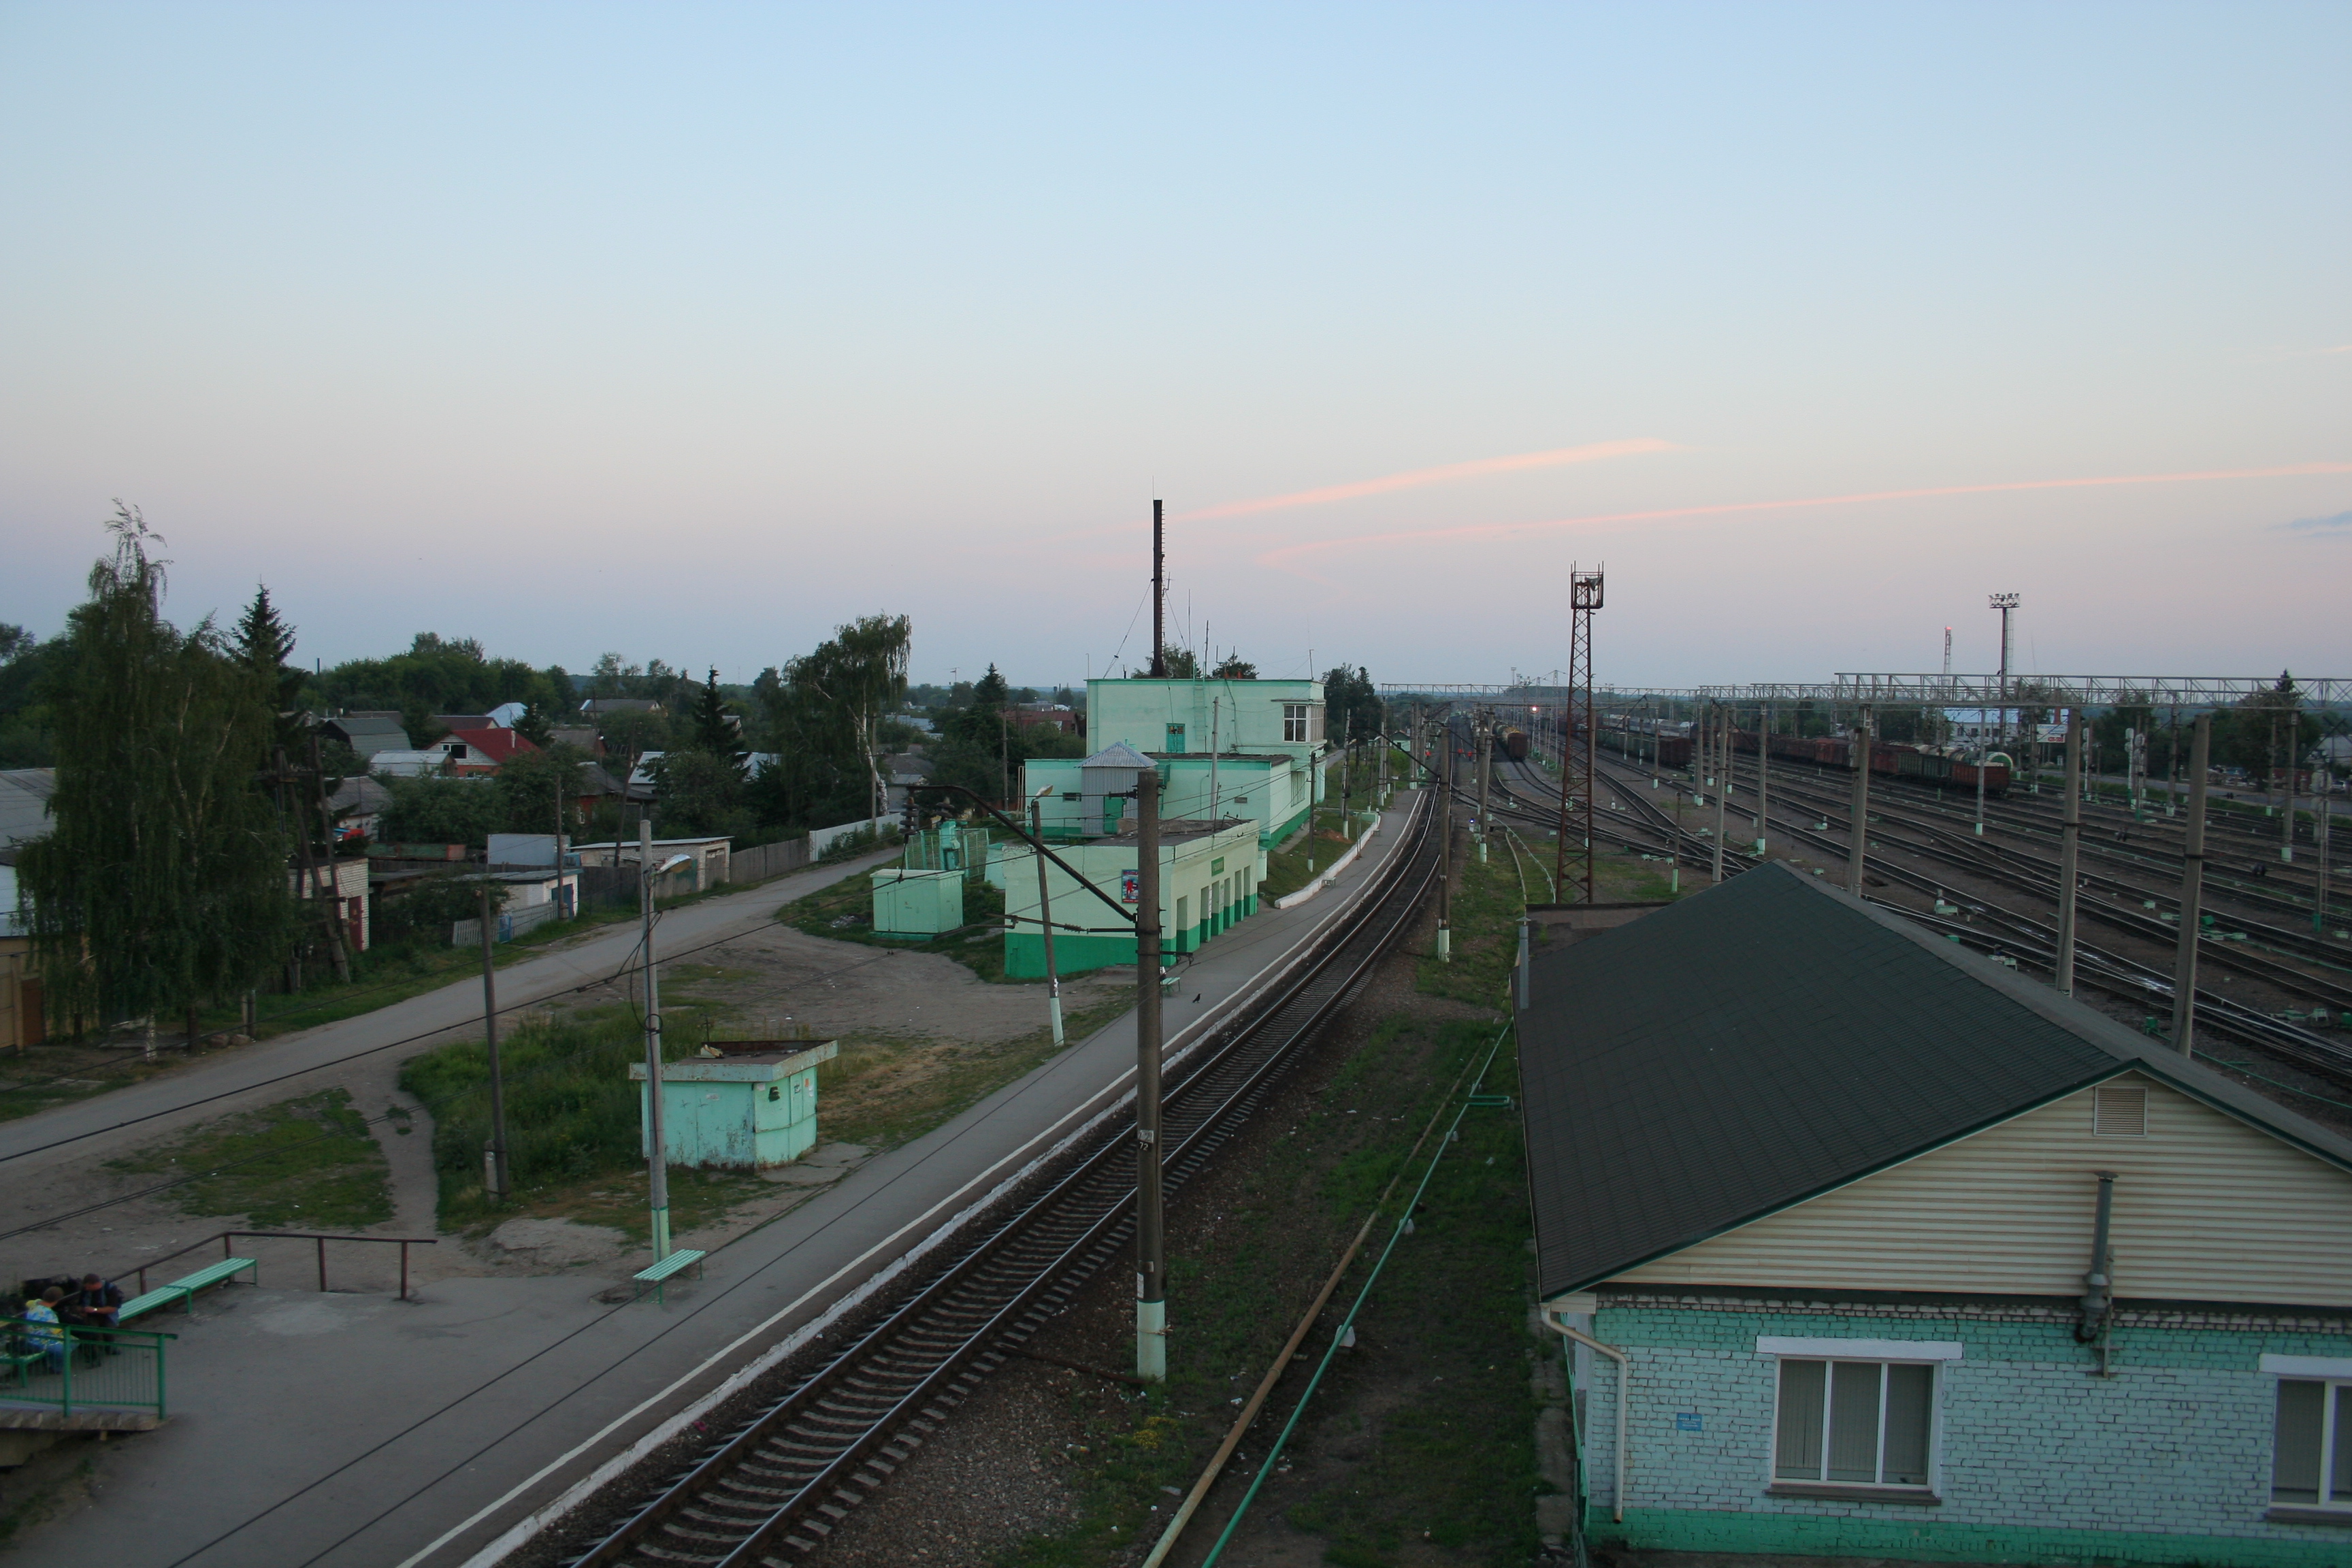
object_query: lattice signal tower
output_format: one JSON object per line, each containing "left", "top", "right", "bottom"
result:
{"left": 1554, "top": 566, "right": 1604, "bottom": 903}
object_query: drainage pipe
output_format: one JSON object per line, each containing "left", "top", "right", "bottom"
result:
{"left": 1538, "top": 1308, "right": 1631, "bottom": 1524}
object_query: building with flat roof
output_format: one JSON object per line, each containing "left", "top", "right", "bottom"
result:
{"left": 1085, "top": 676, "right": 1327, "bottom": 782}
{"left": 1001, "top": 815, "right": 1258, "bottom": 978}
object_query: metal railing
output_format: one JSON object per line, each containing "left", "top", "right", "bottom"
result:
{"left": 1, "top": 1316, "right": 174, "bottom": 1420}
{"left": 123, "top": 1230, "right": 437, "bottom": 1301}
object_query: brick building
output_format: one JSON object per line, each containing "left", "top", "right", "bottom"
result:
{"left": 1520, "top": 863, "right": 2352, "bottom": 1565}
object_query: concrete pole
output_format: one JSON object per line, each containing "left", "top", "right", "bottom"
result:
{"left": 1438, "top": 727, "right": 1453, "bottom": 959}
{"left": 640, "top": 819, "right": 672, "bottom": 1262}
{"left": 1031, "top": 799, "right": 1064, "bottom": 1049}
{"left": 1974, "top": 705, "right": 1988, "bottom": 837}
{"left": 2170, "top": 715, "right": 2213, "bottom": 1056}
{"left": 1710, "top": 705, "right": 1727, "bottom": 885}
{"left": 477, "top": 883, "right": 510, "bottom": 1201}
{"left": 2282, "top": 717, "right": 2297, "bottom": 864}
{"left": 1754, "top": 702, "right": 1772, "bottom": 856}
{"left": 1475, "top": 712, "right": 1491, "bottom": 864}
{"left": 2316, "top": 761, "right": 2332, "bottom": 937}
{"left": 2056, "top": 708, "right": 2082, "bottom": 996}
{"left": 1134, "top": 770, "right": 1167, "bottom": 1382}
{"left": 1848, "top": 708, "right": 1874, "bottom": 897}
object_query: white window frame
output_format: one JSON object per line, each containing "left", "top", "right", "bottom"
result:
{"left": 1759, "top": 1337, "right": 1957, "bottom": 1496}
{"left": 2263, "top": 1356, "right": 2352, "bottom": 1512}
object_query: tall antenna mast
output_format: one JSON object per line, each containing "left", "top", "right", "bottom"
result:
{"left": 1942, "top": 626, "right": 1952, "bottom": 677}
{"left": 1148, "top": 499, "right": 1167, "bottom": 678}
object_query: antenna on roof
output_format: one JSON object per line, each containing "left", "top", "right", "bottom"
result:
{"left": 1147, "top": 500, "right": 1167, "bottom": 678}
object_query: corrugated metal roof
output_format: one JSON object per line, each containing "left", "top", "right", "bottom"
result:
{"left": 1518, "top": 861, "right": 2352, "bottom": 1298}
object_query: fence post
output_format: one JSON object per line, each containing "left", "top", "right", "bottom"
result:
{"left": 401, "top": 1241, "right": 410, "bottom": 1302}
{"left": 317, "top": 1237, "right": 328, "bottom": 1292}
{"left": 60, "top": 1328, "right": 71, "bottom": 1417}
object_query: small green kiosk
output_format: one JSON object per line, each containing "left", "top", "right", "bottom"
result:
{"left": 631, "top": 1039, "right": 838, "bottom": 1169}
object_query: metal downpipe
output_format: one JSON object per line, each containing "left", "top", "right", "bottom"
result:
{"left": 1539, "top": 1309, "right": 1631, "bottom": 1524}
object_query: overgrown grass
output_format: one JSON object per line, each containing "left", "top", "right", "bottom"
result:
{"left": 1262, "top": 804, "right": 1367, "bottom": 902}
{"left": 399, "top": 1002, "right": 719, "bottom": 1231}
{"left": 107, "top": 1088, "right": 393, "bottom": 1228}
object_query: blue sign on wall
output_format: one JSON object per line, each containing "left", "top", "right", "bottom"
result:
{"left": 1675, "top": 1411, "right": 1703, "bottom": 1432}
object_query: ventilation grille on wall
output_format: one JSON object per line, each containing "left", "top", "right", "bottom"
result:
{"left": 2092, "top": 1083, "right": 2149, "bottom": 1137}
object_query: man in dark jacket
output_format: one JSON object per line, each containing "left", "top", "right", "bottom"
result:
{"left": 63, "top": 1274, "right": 122, "bottom": 1330}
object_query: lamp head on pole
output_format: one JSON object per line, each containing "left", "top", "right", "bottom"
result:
{"left": 646, "top": 852, "right": 693, "bottom": 878}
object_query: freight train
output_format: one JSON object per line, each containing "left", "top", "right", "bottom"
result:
{"left": 1494, "top": 727, "right": 1531, "bottom": 761}
{"left": 1731, "top": 729, "right": 2011, "bottom": 795}
{"left": 1597, "top": 723, "right": 1693, "bottom": 769}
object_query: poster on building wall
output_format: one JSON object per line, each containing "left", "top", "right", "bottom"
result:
{"left": 1120, "top": 869, "right": 1141, "bottom": 903}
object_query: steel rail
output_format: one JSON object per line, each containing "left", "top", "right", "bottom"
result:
{"left": 564, "top": 794, "right": 1443, "bottom": 1567}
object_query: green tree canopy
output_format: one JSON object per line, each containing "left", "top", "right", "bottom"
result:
{"left": 18, "top": 506, "right": 293, "bottom": 1032}
{"left": 1320, "top": 664, "right": 1383, "bottom": 741}
{"left": 748, "top": 613, "right": 911, "bottom": 830}
{"left": 233, "top": 585, "right": 305, "bottom": 755}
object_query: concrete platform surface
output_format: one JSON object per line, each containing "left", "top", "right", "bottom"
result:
{"left": 10, "top": 794, "right": 1423, "bottom": 1567}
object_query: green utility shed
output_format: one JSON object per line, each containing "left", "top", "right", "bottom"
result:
{"left": 870, "top": 867, "right": 964, "bottom": 934}
{"left": 630, "top": 1039, "right": 838, "bottom": 1169}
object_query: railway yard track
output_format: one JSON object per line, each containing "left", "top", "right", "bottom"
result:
{"left": 1472, "top": 734, "right": 2352, "bottom": 1100}
{"left": 559, "top": 791, "right": 1441, "bottom": 1568}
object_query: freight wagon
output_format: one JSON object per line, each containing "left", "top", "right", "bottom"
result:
{"left": 1730, "top": 729, "right": 2010, "bottom": 795}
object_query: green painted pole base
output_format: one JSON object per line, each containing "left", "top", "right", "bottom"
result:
{"left": 1137, "top": 1297, "right": 1166, "bottom": 1382}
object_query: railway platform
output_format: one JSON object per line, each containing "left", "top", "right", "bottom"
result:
{"left": 12, "top": 792, "right": 1421, "bottom": 1568}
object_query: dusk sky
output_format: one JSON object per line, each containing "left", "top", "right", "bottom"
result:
{"left": 4, "top": 3, "right": 2347, "bottom": 691}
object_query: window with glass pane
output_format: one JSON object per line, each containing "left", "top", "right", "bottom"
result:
{"left": 1284, "top": 704, "right": 1309, "bottom": 742}
{"left": 2274, "top": 1379, "right": 2352, "bottom": 1507}
{"left": 1774, "top": 1358, "right": 1936, "bottom": 1488}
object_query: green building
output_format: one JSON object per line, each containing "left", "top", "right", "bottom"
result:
{"left": 1001, "top": 813, "right": 1261, "bottom": 978}
{"left": 1083, "top": 675, "right": 1328, "bottom": 778}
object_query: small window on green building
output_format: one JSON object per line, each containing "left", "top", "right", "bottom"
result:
{"left": 1166, "top": 723, "right": 1186, "bottom": 752}
{"left": 1774, "top": 1358, "right": 1933, "bottom": 1488}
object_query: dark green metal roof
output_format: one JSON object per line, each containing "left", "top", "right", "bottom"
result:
{"left": 1518, "top": 862, "right": 2352, "bottom": 1298}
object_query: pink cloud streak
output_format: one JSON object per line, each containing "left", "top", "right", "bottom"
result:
{"left": 1256, "top": 460, "right": 2352, "bottom": 576}
{"left": 1171, "top": 438, "right": 1671, "bottom": 522}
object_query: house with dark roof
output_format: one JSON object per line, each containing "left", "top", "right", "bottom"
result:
{"left": 1520, "top": 862, "right": 2352, "bottom": 1565}
{"left": 319, "top": 713, "right": 412, "bottom": 761}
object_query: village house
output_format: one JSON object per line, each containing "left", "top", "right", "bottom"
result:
{"left": 1519, "top": 862, "right": 2352, "bottom": 1567}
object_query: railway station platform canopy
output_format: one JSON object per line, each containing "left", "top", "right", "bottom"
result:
{"left": 1380, "top": 672, "right": 2352, "bottom": 712}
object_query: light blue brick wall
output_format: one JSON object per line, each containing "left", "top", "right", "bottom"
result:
{"left": 1575, "top": 1300, "right": 2352, "bottom": 1563}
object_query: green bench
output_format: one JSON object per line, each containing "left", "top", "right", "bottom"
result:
{"left": 632, "top": 1249, "right": 706, "bottom": 1305}
{"left": 120, "top": 1257, "right": 259, "bottom": 1322}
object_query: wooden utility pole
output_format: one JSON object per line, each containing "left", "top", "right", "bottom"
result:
{"left": 1134, "top": 770, "right": 1166, "bottom": 1382}
{"left": 2170, "top": 714, "right": 2214, "bottom": 1055}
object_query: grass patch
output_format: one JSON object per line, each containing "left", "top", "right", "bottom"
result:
{"left": 107, "top": 1088, "right": 393, "bottom": 1228}
{"left": 1262, "top": 804, "right": 1367, "bottom": 902}
{"left": 773, "top": 870, "right": 1019, "bottom": 983}
{"left": 988, "top": 1016, "right": 1533, "bottom": 1568}
{"left": 817, "top": 996, "right": 1133, "bottom": 1153}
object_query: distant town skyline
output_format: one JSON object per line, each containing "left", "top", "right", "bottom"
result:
{"left": 3, "top": 3, "right": 2347, "bottom": 687}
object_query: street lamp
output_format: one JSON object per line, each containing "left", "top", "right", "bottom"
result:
{"left": 640, "top": 822, "right": 696, "bottom": 1264}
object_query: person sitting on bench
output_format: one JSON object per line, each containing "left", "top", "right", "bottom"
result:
{"left": 64, "top": 1275, "right": 123, "bottom": 1333}
{"left": 21, "top": 1288, "right": 66, "bottom": 1373}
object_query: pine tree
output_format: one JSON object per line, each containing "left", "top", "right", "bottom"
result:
{"left": 233, "top": 584, "right": 305, "bottom": 753}
{"left": 691, "top": 668, "right": 747, "bottom": 777}
{"left": 19, "top": 506, "right": 293, "bottom": 1037}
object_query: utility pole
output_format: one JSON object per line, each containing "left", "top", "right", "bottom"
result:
{"left": 2056, "top": 708, "right": 2082, "bottom": 996}
{"left": 1710, "top": 704, "right": 1727, "bottom": 885}
{"left": 2170, "top": 714, "right": 2213, "bottom": 1056}
{"left": 553, "top": 764, "right": 568, "bottom": 919}
{"left": 1134, "top": 770, "right": 1166, "bottom": 1382}
{"left": 640, "top": 819, "right": 673, "bottom": 1264}
{"left": 1148, "top": 500, "right": 1168, "bottom": 679}
{"left": 305, "top": 733, "right": 353, "bottom": 982}
{"left": 1339, "top": 711, "right": 1354, "bottom": 840}
{"left": 1847, "top": 706, "right": 1874, "bottom": 897}
{"left": 1475, "top": 707, "right": 1492, "bottom": 864}
{"left": 1437, "top": 723, "right": 1453, "bottom": 960}
{"left": 1031, "top": 798, "right": 1064, "bottom": 1049}
{"left": 1754, "top": 702, "right": 1771, "bottom": 856}
{"left": 477, "top": 883, "right": 510, "bottom": 1200}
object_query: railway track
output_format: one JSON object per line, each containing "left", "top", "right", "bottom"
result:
{"left": 562, "top": 791, "right": 1441, "bottom": 1568}
{"left": 1473, "top": 733, "right": 2352, "bottom": 1092}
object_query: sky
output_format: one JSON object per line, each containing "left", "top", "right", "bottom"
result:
{"left": 3, "top": 2, "right": 2348, "bottom": 692}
